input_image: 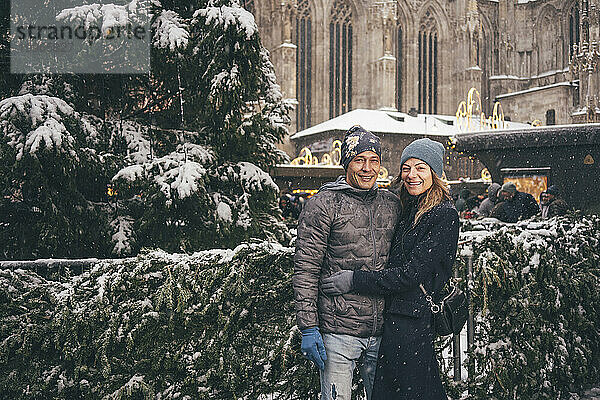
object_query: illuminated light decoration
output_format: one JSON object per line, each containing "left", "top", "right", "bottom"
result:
{"left": 489, "top": 102, "right": 506, "bottom": 130}
{"left": 290, "top": 146, "right": 319, "bottom": 165}
{"left": 456, "top": 87, "right": 505, "bottom": 132}
{"left": 378, "top": 167, "right": 389, "bottom": 180}
{"left": 481, "top": 168, "right": 492, "bottom": 182}
{"left": 290, "top": 139, "right": 342, "bottom": 166}
{"left": 454, "top": 88, "right": 505, "bottom": 181}
{"left": 293, "top": 189, "right": 319, "bottom": 197}
{"left": 107, "top": 184, "right": 117, "bottom": 197}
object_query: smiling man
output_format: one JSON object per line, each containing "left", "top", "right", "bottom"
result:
{"left": 293, "top": 126, "right": 399, "bottom": 400}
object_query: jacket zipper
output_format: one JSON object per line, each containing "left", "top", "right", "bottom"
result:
{"left": 368, "top": 205, "right": 378, "bottom": 336}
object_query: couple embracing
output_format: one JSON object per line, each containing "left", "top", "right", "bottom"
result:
{"left": 293, "top": 126, "right": 460, "bottom": 400}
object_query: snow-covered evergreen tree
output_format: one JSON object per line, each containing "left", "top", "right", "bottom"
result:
{"left": 446, "top": 215, "right": 600, "bottom": 399}
{"left": 1, "top": 0, "right": 291, "bottom": 257}
{"left": 108, "top": 0, "right": 292, "bottom": 254}
{"left": 0, "top": 93, "right": 115, "bottom": 259}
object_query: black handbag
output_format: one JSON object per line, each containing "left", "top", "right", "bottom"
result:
{"left": 419, "top": 278, "right": 468, "bottom": 336}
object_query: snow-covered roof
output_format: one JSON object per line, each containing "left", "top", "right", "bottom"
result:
{"left": 453, "top": 123, "right": 600, "bottom": 151}
{"left": 489, "top": 67, "right": 569, "bottom": 82}
{"left": 495, "top": 82, "right": 577, "bottom": 99}
{"left": 290, "top": 108, "right": 531, "bottom": 140}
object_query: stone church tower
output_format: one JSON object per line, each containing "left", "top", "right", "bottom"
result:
{"left": 246, "top": 0, "right": 596, "bottom": 143}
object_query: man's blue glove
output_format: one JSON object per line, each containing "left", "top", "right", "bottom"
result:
{"left": 321, "top": 270, "right": 354, "bottom": 295}
{"left": 301, "top": 327, "right": 327, "bottom": 370}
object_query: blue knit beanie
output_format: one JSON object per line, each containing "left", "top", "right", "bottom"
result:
{"left": 400, "top": 138, "right": 445, "bottom": 177}
{"left": 340, "top": 125, "right": 382, "bottom": 169}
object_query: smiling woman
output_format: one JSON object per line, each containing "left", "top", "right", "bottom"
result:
{"left": 401, "top": 158, "right": 432, "bottom": 196}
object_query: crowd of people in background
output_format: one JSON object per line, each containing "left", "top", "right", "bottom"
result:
{"left": 279, "top": 181, "right": 569, "bottom": 224}
{"left": 279, "top": 193, "right": 305, "bottom": 220}
{"left": 453, "top": 182, "right": 570, "bottom": 222}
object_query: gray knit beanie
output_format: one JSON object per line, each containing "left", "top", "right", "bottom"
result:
{"left": 400, "top": 138, "right": 445, "bottom": 177}
{"left": 500, "top": 182, "right": 517, "bottom": 194}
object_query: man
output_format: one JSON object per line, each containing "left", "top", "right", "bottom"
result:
{"left": 279, "top": 193, "right": 292, "bottom": 219}
{"left": 290, "top": 195, "right": 305, "bottom": 219}
{"left": 455, "top": 188, "right": 472, "bottom": 213}
{"left": 540, "top": 185, "right": 568, "bottom": 218}
{"left": 490, "top": 181, "right": 539, "bottom": 222}
{"left": 475, "top": 182, "right": 501, "bottom": 218}
{"left": 293, "top": 126, "right": 399, "bottom": 400}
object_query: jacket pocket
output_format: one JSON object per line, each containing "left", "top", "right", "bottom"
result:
{"left": 333, "top": 295, "right": 351, "bottom": 316}
{"left": 387, "top": 299, "right": 428, "bottom": 318}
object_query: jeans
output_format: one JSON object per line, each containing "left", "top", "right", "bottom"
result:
{"left": 320, "top": 333, "right": 381, "bottom": 400}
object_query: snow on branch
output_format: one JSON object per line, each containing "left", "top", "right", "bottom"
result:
{"left": 195, "top": 5, "right": 257, "bottom": 40}
{"left": 113, "top": 164, "right": 146, "bottom": 182}
{"left": 0, "top": 94, "right": 96, "bottom": 160}
{"left": 237, "top": 161, "right": 278, "bottom": 193}
{"left": 110, "top": 216, "right": 135, "bottom": 256}
{"left": 152, "top": 10, "right": 189, "bottom": 51}
{"left": 164, "top": 160, "right": 208, "bottom": 200}
{"left": 210, "top": 65, "right": 241, "bottom": 105}
{"left": 112, "top": 143, "right": 215, "bottom": 202}
{"left": 56, "top": 0, "right": 148, "bottom": 32}
{"left": 109, "top": 120, "right": 151, "bottom": 164}
{"left": 259, "top": 48, "right": 284, "bottom": 104}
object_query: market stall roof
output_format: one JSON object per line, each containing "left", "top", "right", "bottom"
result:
{"left": 290, "top": 108, "right": 531, "bottom": 140}
{"left": 453, "top": 123, "right": 600, "bottom": 152}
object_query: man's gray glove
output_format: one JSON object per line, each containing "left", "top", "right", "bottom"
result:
{"left": 321, "top": 270, "right": 354, "bottom": 295}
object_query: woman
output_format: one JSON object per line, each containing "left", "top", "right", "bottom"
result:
{"left": 322, "top": 138, "right": 459, "bottom": 400}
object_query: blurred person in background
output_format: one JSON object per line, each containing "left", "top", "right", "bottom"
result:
{"left": 454, "top": 188, "right": 471, "bottom": 214}
{"left": 490, "top": 182, "right": 539, "bottom": 222}
{"left": 475, "top": 183, "right": 501, "bottom": 218}
{"left": 539, "top": 185, "right": 568, "bottom": 218}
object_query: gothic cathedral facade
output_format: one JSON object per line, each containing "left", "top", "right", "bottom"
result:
{"left": 245, "top": 0, "right": 598, "bottom": 142}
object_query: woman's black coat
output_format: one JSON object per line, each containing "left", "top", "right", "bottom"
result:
{"left": 353, "top": 199, "right": 459, "bottom": 400}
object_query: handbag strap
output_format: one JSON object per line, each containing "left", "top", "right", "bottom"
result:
{"left": 419, "top": 278, "right": 459, "bottom": 314}
{"left": 419, "top": 284, "right": 441, "bottom": 314}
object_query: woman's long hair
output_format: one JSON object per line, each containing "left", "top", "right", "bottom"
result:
{"left": 392, "top": 169, "right": 452, "bottom": 226}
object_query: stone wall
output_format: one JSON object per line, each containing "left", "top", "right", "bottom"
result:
{"left": 496, "top": 83, "right": 577, "bottom": 125}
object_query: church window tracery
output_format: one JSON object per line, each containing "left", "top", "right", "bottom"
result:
{"left": 539, "top": 11, "right": 558, "bottom": 72}
{"left": 329, "top": 0, "right": 353, "bottom": 118}
{"left": 296, "top": 0, "right": 312, "bottom": 130}
{"left": 569, "top": 3, "right": 580, "bottom": 58}
{"left": 396, "top": 24, "right": 403, "bottom": 111}
{"left": 418, "top": 11, "right": 438, "bottom": 114}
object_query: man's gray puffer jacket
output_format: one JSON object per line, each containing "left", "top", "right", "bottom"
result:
{"left": 293, "top": 176, "right": 399, "bottom": 337}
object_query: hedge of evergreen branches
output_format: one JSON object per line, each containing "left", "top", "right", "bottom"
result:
{"left": 1, "top": 243, "right": 317, "bottom": 399}
{"left": 450, "top": 215, "right": 600, "bottom": 399}
{"left": 1, "top": 215, "right": 599, "bottom": 399}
